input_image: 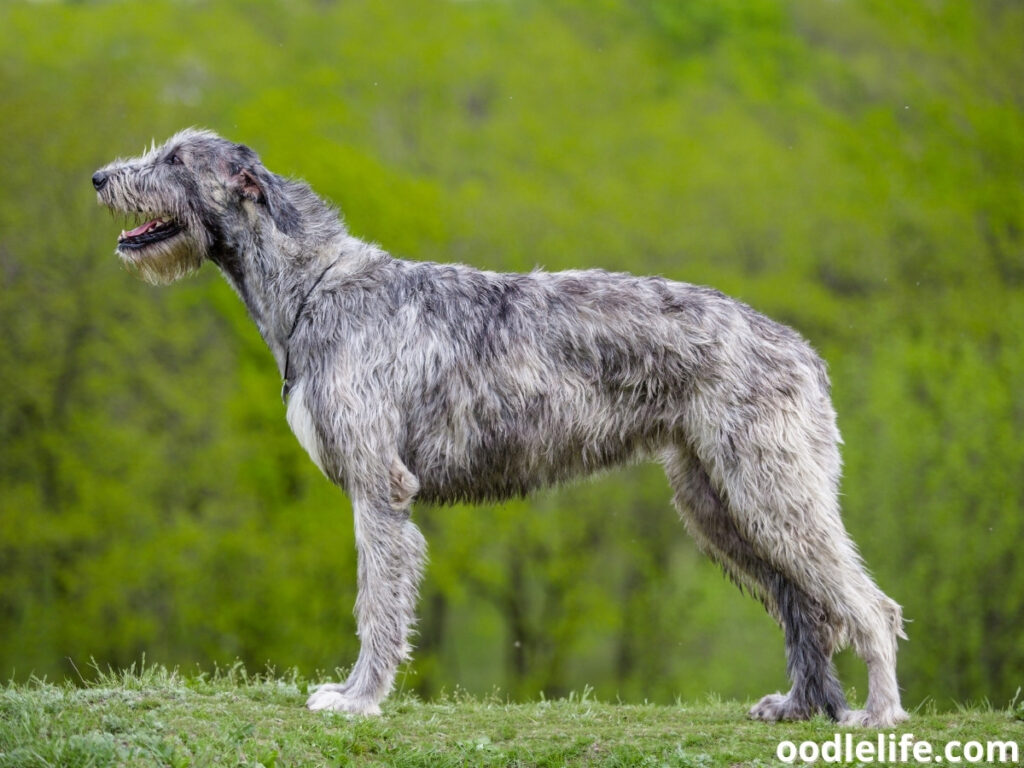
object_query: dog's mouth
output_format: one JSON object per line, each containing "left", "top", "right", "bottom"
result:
{"left": 116, "top": 216, "right": 184, "bottom": 250}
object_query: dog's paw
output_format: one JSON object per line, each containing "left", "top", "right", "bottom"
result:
{"left": 306, "top": 688, "right": 382, "bottom": 715}
{"left": 837, "top": 707, "right": 910, "bottom": 729}
{"left": 749, "top": 692, "right": 812, "bottom": 722}
{"left": 308, "top": 682, "right": 348, "bottom": 695}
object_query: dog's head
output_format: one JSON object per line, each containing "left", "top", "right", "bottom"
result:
{"left": 93, "top": 128, "right": 298, "bottom": 285}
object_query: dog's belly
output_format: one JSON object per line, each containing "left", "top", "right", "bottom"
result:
{"left": 403, "top": 390, "right": 663, "bottom": 505}
{"left": 411, "top": 440, "right": 644, "bottom": 505}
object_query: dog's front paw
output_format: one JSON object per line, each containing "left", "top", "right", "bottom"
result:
{"left": 308, "top": 682, "right": 348, "bottom": 695}
{"left": 306, "top": 688, "right": 382, "bottom": 715}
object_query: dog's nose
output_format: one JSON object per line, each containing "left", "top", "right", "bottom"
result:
{"left": 92, "top": 171, "right": 108, "bottom": 191}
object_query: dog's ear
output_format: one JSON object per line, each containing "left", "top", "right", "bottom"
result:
{"left": 229, "top": 145, "right": 300, "bottom": 236}
{"left": 234, "top": 167, "right": 265, "bottom": 203}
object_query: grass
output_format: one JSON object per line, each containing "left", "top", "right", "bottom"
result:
{"left": 1, "top": 665, "right": 1022, "bottom": 767}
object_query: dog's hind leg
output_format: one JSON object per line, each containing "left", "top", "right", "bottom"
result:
{"left": 664, "top": 447, "right": 849, "bottom": 722}
{"left": 306, "top": 458, "right": 426, "bottom": 715}
{"left": 730, "top": 440, "right": 906, "bottom": 728}
{"left": 676, "top": 398, "right": 908, "bottom": 727}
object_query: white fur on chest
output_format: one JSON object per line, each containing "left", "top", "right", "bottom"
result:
{"left": 285, "top": 382, "right": 327, "bottom": 475}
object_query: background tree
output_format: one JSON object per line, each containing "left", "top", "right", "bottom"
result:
{"left": 1, "top": 0, "right": 1021, "bottom": 709}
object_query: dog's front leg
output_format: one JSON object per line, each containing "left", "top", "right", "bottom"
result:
{"left": 306, "top": 487, "right": 426, "bottom": 715}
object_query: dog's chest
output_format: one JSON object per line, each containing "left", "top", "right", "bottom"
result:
{"left": 285, "top": 382, "right": 327, "bottom": 475}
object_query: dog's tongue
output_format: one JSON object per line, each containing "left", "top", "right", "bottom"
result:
{"left": 124, "top": 219, "right": 162, "bottom": 238}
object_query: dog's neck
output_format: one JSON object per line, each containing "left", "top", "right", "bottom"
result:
{"left": 211, "top": 220, "right": 384, "bottom": 386}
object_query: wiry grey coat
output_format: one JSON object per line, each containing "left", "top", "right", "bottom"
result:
{"left": 93, "top": 129, "right": 908, "bottom": 727}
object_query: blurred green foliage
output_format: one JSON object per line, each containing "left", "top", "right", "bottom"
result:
{"left": 0, "top": 0, "right": 1021, "bottom": 710}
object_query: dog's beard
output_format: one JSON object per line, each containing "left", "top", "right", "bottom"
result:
{"left": 119, "top": 235, "right": 204, "bottom": 285}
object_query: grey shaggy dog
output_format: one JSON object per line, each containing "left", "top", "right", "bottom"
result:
{"left": 93, "top": 129, "right": 908, "bottom": 727}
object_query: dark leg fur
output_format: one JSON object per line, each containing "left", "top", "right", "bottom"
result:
{"left": 765, "top": 573, "right": 848, "bottom": 720}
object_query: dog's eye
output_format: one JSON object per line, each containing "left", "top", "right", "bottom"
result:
{"left": 165, "top": 153, "right": 182, "bottom": 166}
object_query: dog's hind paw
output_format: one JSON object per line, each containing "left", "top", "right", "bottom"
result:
{"left": 749, "top": 692, "right": 812, "bottom": 722}
{"left": 306, "top": 688, "right": 382, "bottom": 715}
{"left": 837, "top": 707, "right": 910, "bottom": 729}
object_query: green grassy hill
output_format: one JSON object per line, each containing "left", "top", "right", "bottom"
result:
{"left": 2, "top": 666, "right": 1023, "bottom": 767}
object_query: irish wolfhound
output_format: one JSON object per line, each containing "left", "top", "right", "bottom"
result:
{"left": 93, "top": 129, "right": 908, "bottom": 726}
